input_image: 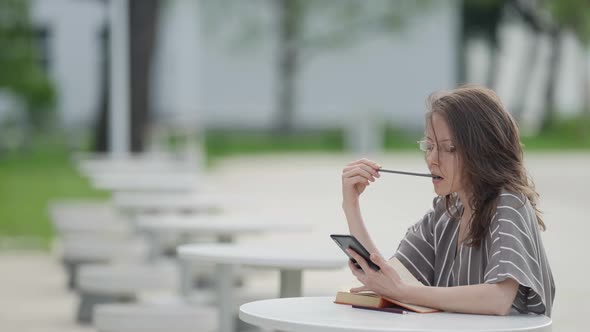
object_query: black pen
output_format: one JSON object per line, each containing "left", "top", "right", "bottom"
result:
{"left": 352, "top": 305, "right": 408, "bottom": 315}
{"left": 378, "top": 168, "right": 433, "bottom": 178}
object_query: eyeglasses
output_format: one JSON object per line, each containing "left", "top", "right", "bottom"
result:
{"left": 417, "top": 139, "right": 456, "bottom": 156}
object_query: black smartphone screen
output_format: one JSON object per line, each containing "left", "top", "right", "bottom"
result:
{"left": 330, "top": 234, "right": 380, "bottom": 271}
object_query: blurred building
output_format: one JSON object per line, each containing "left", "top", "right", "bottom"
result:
{"left": 4, "top": 0, "right": 587, "bottom": 135}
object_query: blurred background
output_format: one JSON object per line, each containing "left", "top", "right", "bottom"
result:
{"left": 1, "top": 0, "right": 589, "bottom": 247}
{"left": 0, "top": 0, "right": 589, "bottom": 331}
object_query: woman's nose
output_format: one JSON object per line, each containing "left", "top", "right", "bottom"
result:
{"left": 426, "top": 150, "right": 439, "bottom": 167}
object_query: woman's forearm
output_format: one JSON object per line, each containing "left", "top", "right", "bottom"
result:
{"left": 400, "top": 279, "right": 519, "bottom": 315}
{"left": 342, "top": 200, "right": 380, "bottom": 256}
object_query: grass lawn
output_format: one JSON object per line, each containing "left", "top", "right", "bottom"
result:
{"left": 204, "top": 128, "right": 345, "bottom": 163}
{"left": 0, "top": 146, "right": 108, "bottom": 249}
{"left": 521, "top": 117, "right": 590, "bottom": 150}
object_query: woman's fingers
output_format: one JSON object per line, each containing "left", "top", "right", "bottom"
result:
{"left": 346, "top": 158, "right": 381, "bottom": 169}
{"left": 371, "top": 254, "right": 401, "bottom": 281}
{"left": 342, "top": 168, "right": 377, "bottom": 183}
{"left": 343, "top": 160, "right": 380, "bottom": 172}
{"left": 343, "top": 176, "right": 370, "bottom": 188}
{"left": 348, "top": 261, "right": 367, "bottom": 287}
{"left": 348, "top": 260, "right": 368, "bottom": 286}
{"left": 348, "top": 260, "right": 363, "bottom": 276}
{"left": 369, "top": 253, "right": 392, "bottom": 273}
{"left": 343, "top": 175, "right": 372, "bottom": 190}
{"left": 350, "top": 285, "right": 371, "bottom": 293}
{"left": 346, "top": 251, "right": 405, "bottom": 300}
{"left": 342, "top": 164, "right": 380, "bottom": 180}
{"left": 343, "top": 160, "right": 381, "bottom": 174}
{"left": 341, "top": 159, "right": 382, "bottom": 199}
{"left": 346, "top": 249, "right": 372, "bottom": 273}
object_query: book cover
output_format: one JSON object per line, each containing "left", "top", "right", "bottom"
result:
{"left": 334, "top": 257, "right": 439, "bottom": 314}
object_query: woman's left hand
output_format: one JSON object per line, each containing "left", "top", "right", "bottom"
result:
{"left": 347, "top": 249, "right": 408, "bottom": 302}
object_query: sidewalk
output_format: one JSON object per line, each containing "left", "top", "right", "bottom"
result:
{"left": 0, "top": 252, "right": 93, "bottom": 332}
{"left": 0, "top": 152, "right": 587, "bottom": 331}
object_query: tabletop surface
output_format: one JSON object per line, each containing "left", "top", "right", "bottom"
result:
{"left": 112, "top": 192, "right": 221, "bottom": 208}
{"left": 239, "top": 297, "right": 552, "bottom": 332}
{"left": 177, "top": 244, "right": 347, "bottom": 270}
{"left": 78, "top": 158, "right": 195, "bottom": 176}
{"left": 137, "top": 214, "right": 310, "bottom": 233}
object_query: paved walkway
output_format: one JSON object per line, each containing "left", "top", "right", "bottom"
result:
{"left": 0, "top": 152, "right": 587, "bottom": 331}
{"left": 0, "top": 252, "right": 93, "bottom": 332}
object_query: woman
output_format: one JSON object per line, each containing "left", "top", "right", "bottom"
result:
{"left": 341, "top": 86, "right": 555, "bottom": 316}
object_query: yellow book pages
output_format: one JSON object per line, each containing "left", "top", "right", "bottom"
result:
{"left": 334, "top": 290, "right": 437, "bottom": 313}
{"left": 334, "top": 291, "right": 388, "bottom": 308}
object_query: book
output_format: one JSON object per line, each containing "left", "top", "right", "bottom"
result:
{"left": 334, "top": 257, "right": 439, "bottom": 314}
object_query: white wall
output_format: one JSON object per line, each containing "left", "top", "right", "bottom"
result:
{"left": 151, "top": 0, "right": 201, "bottom": 128}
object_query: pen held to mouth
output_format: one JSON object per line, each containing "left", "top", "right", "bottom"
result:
{"left": 377, "top": 168, "right": 434, "bottom": 178}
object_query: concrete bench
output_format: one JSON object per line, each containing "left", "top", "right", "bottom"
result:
{"left": 49, "top": 200, "right": 131, "bottom": 238}
{"left": 59, "top": 237, "right": 148, "bottom": 289}
{"left": 93, "top": 303, "right": 217, "bottom": 332}
{"left": 76, "top": 260, "right": 178, "bottom": 323}
{"left": 76, "top": 153, "right": 198, "bottom": 177}
{"left": 90, "top": 173, "right": 200, "bottom": 193}
{"left": 95, "top": 287, "right": 274, "bottom": 332}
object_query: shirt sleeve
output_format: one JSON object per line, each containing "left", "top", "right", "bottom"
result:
{"left": 483, "top": 192, "right": 555, "bottom": 316}
{"left": 393, "top": 196, "right": 440, "bottom": 286}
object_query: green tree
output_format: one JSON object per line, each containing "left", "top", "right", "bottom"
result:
{"left": 0, "top": 0, "right": 55, "bottom": 130}
{"left": 510, "top": 0, "right": 561, "bottom": 132}
{"left": 458, "top": 0, "right": 507, "bottom": 87}
{"left": 459, "top": 0, "right": 590, "bottom": 133}
{"left": 545, "top": 0, "right": 590, "bottom": 119}
{"left": 458, "top": 0, "right": 553, "bottom": 126}
{"left": 507, "top": 0, "right": 590, "bottom": 131}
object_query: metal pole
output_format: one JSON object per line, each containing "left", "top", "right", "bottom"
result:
{"left": 279, "top": 269, "right": 303, "bottom": 298}
{"left": 109, "top": 0, "right": 130, "bottom": 156}
{"left": 217, "top": 263, "right": 235, "bottom": 332}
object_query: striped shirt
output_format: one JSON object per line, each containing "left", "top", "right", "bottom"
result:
{"left": 394, "top": 190, "right": 555, "bottom": 316}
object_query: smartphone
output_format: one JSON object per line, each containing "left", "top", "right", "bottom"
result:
{"left": 330, "top": 234, "right": 380, "bottom": 271}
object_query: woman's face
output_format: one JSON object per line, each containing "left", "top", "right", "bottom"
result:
{"left": 424, "top": 113, "right": 464, "bottom": 196}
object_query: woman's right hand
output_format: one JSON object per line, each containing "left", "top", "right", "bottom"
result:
{"left": 341, "top": 158, "right": 381, "bottom": 205}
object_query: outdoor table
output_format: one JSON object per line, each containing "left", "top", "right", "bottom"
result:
{"left": 91, "top": 172, "right": 199, "bottom": 193}
{"left": 239, "top": 296, "right": 552, "bottom": 332}
{"left": 112, "top": 192, "right": 223, "bottom": 213}
{"left": 77, "top": 155, "right": 196, "bottom": 177}
{"left": 136, "top": 214, "right": 310, "bottom": 259}
{"left": 177, "top": 244, "right": 347, "bottom": 332}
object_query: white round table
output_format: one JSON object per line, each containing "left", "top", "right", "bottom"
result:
{"left": 137, "top": 214, "right": 309, "bottom": 235}
{"left": 239, "top": 297, "right": 552, "bottom": 332}
{"left": 78, "top": 157, "right": 195, "bottom": 176}
{"left": 137, "top": 214, "right": 310, "bottom": 258}
{"left": 177, "top": 244, "right": 347, "bottom": 332}
{"left": 91, "top": 173, "right": 199, "bottom": 193}
{"left": 112, "top": 192, "right": 222, "bottom": 212}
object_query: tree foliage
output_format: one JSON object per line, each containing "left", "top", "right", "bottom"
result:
{"left": 545, "top": 0, "right": 590, "bottom": 45}
{"left": 0, "top": 0, "right": 55, "bottom": 128}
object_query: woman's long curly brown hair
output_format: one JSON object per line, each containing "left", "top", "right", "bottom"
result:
{"left": 426, "top": 85, "right": 545, "bottom": 248}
